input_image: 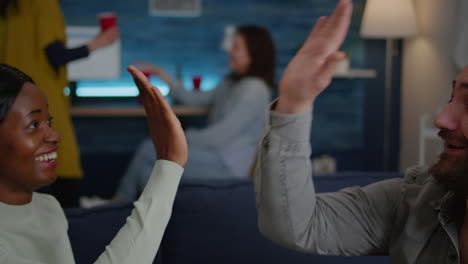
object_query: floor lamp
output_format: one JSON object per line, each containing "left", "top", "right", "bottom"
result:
{"left": 360, "top": 0, "right": 418, "bottom": 171}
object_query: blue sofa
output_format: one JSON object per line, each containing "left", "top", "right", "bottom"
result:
{"left": 65, "top": 172, "right": 401, "bottom": 264}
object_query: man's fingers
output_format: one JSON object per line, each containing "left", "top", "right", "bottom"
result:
{"left": 300, "top": 0, "right": 352, "bottom": 57}
{"left": 322, "top": 0, "right": 353, "bottom": 46}
{"left": 301, "top": 16, "right": 328, "bottom": 51}
{"left": 319, "top": 51, "right": 346, "bottom": 81}
{"left": 310, "top": 16, "right": 328, "bottom": 39}
{"left": 325, "top": 0, "right": 352, "bottom": 30}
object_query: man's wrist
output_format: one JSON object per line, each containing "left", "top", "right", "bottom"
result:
{"left": 275, "top": 97, "right": 313, "bottom": 114}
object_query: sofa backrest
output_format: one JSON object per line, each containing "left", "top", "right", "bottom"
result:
{"left": 160, "top": 173, "right": 400, "bottom": 264}
{"left": 66, "top": 172, "right": 401, "bottom": 264}
{"left": 66, "top": 202, "right": 163, "bottom": 264}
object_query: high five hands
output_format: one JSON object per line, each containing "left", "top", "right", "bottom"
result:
{"left": 276, "top": 0, "right": 353, "bottom": 114}
{"left": 127, "top": 65, "right": 188, "bottom": 167}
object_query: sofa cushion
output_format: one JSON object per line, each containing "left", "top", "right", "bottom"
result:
{"left": 161, "top": 173, "right": 400, "bottom": 264}
{"left": 66, "top": 172, "right": 401, "bottom": 264}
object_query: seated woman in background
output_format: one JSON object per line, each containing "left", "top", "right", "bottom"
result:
{"left": 115, "top": 25, "right": 276, "bottom": 201}
{"left": 0, "top": 63, "right": 187, "bottom": 263}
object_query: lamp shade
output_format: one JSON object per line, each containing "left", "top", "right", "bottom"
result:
{"left": 360, "top": 0, "right": 418, "bottom": 38}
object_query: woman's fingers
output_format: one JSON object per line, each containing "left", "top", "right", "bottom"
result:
{"left": 128, "top": 65, "right": 188, "bottom": 167}
{"left": 128, "top": 65, "right": 167, "bottom": 117}
{"left": 149, "top": 86, "right": 173, "bottom": 117}
{"left": 127, "top": 65, "right": 152, "bottom": 93}
{"left": 128, "top": 65, "right": 163, "bottom": 104}
{"left": 128, "top": 65, "right": 173, "bottom": 113}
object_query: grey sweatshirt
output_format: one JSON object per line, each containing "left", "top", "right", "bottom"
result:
{"left": 254, "top": 105, "right": 462, "bottom": 264}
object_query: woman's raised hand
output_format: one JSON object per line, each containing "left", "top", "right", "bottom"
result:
{"left": 87, "top": 27, "right": 119, "bottom": 52}
{"left": 127, "top": 65, "right": 187, "bottom": 167}
{"left": 276, "top": 0, "right": 353, "bottom": 114}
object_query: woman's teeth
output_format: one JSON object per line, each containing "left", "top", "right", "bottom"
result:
{"left": 35, "top": 152, "right": 57, "bottom": 162}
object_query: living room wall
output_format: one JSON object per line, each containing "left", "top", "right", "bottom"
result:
{"left": 62, "top": 0, "right": 400, "bottom": 171}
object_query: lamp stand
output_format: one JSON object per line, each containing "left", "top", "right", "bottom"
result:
{"left": 383, "top": 38, "right": 394, "bottom": 171}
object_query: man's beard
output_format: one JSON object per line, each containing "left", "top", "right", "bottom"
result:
{"left": 430, "top": 131, "right": 468, "bottom": 196}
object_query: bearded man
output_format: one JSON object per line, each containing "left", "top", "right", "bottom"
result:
{"left": 253, "top": 0, "right": 468, "bottom": 263}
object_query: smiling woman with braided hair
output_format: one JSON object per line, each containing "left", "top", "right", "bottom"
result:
{"left": 0, "top": 63, "right": 187, "bottom": 263}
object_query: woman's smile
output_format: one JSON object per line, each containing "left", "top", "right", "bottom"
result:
{"left": 35, "top": 149, "right": 58, "bottom": 169}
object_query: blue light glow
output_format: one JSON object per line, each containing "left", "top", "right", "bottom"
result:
{"left": 75, "top": 74, "right": 219, "bottom": 97}
{"left": 76, "top": 86, "right": 139, "bottom": 97}
{"left": 76, "top": 79, "right": 170, "bottom": 97}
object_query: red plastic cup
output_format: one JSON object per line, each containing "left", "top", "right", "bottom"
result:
{"left": 98, "top": 12, "right": 117, "bottom": 31}
{"left": 192, "top": 75, "right": 202, "bottom": 91}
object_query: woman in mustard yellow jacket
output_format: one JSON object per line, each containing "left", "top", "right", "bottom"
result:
{"left": 0, "top": 0, "right": 118, "bottom": 206}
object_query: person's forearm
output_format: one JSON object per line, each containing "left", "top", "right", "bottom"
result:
{"left": 255, "top": 106, "right": 316, "bottom": 250}
{"left": 275, "top": 96, "right": 314, "bottom": 114}
{"left": 94, "top": 160, "right": 183, "bottom": 264}
{"left": 45, "top": 41, "right": 89, "bottom": 69}
{"left": 255, "top": 104, "right": 400, "bottom": 255}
